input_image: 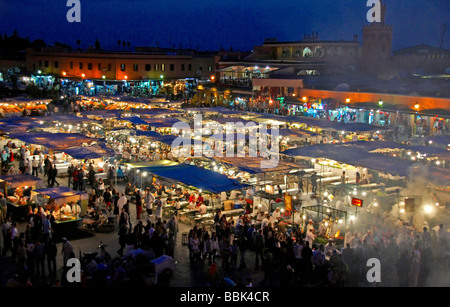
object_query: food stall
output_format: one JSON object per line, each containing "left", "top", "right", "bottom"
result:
{"left": 0, "top": 174, "right": 44, "bottom": 220}
{"left": 34, "top": 186, "right": 89, "bottom": 240}
{"left": 300, "top": 204, "right": 348, "bottom": 246}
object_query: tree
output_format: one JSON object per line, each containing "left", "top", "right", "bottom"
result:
{"left": 31, "top": 39, "right": 47, "bottom": 50}
{"left": 76, "top": 39, "right": 81, "bottom": 50}
{"left": 95, "top": 39, "right": 101, "bottom": 50}
{"left": 127, "top": 41, "right": 131, "bottom": 50}
{"left": 117, "top": 40, "right": 121, "bottom": 51}
{"left": 122, "top": 41, "right": 126, "bottom": 49}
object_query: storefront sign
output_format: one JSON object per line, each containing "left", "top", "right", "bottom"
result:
{"left": 284, "top": 194, "right": 292, "bottom": 212}
{"left": 351, "top": 197, "right": 363, "bottom": 207}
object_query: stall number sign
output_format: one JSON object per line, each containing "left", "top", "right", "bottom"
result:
{"left": 352, "top": 198, "right": 363, "bottom": 207}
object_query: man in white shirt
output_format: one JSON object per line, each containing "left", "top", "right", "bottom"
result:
{"left": 272, "top": 207, "right": 281, "bottom": 220}
{"left": 117, "top": 193, "right": 128, "bottom": 213}
{"left": 61, "top": 203, "right": 72, "bottom": 215}
{"left": 261, "top": 212, "right": 272, "bottom": 229}
{"left": 305, "top": 228, "right": 316, "bottom": 249}
{"left": 71, "top": 202, "right": 82, "bottom": 217}
{"left": 198, "top": 202, "right": 207, "bottom": 215}
{"left": 32, "top": 157, "right": 39, "bottom": 176}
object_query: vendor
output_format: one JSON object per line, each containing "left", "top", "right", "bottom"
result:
{"left": 306, "top": 219, "right": 315, "bottom": 233}
{"left": 198, "top": 202, "right": 207, "bottom": 215}
{"left": 52, "top": 205, "right": 61, "bottom": 219}
{"left": 61, "top": 203, "right": 72, "bottom": 215}
{"left": 272, "top": 207, "right": 281, "bottom": 220}
{"left": 71, "top": 202, "right": 81, "bottom": 218}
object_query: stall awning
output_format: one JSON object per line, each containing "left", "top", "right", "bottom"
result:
{"left": 34, "top": 186, "right": 88, "bottom": 206}
{"left": 346, "top": 140, "right": 450, "bottom": 158}
{"left": 8, "top": 132, "right": 105, "bottom": 151}
{"left": 282, "top": 143, "right": 415, "bottom": 177}
{"left": 279, "top": 128, "right": 319, "bottom": 138}
{"left": 137, "top": 163, "right": 250, "bottom": 193}
{"left": 63, "top": 143, "right": 116, "bottom": 160}
{"left": 0, "top": 174, "right": 44, "bottom": 189}
{"left": 212, "top": 156, "right": 300, "bottom": 174}
{"left": 0, "top": 116, "right": 43, "bottom": 133}
{"left": 142, "top": 117, "right": 183, "bottom": 128}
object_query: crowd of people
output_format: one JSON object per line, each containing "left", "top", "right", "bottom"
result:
{"left": 183, "top": 203, "right": 449, "bottom": 287}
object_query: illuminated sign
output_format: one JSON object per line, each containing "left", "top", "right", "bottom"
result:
{"left": 351, "top": 198, "right": 363, "bottom": 207}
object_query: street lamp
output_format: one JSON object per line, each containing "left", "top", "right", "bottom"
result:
{"left": 378, "top": 99, "right": 383, "bottom": 106}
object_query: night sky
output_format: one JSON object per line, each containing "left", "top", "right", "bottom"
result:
{"left": 0, "top": 0, "right": 449, "bottom": 51}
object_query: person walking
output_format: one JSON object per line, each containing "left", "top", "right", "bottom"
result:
{"left": 67, "top": 164, "right": 73, "bottom": 187}
{"left": 34, "top": 239, "right": 46, "bottom": 279}
{"left": 301, "top": 240, "right": 314, "bottom": 283}
{"left": 77, "top": 168, "right": 85, "bottom": 191}
{"left": 254, "top": 229, "right": 265, "bottom": 269}
{"left": 135, "top": 189, "right": 142, "bottom": 220}
{"left": 61, "top": 237, "right": 73, "bottom": 268}
{"left": 144, "top": 188, "right": 154, "bottom": 217}
{"left": 310, "top": 172, "right": 318, "bottom": 194}
{"left": 261, "top": 248, "right": 274, "bottom": 286}
{"left": 32, "top": 157, "right": 39, "bottom": 177}
{"left": 50, "top": 164, "right": 59, "bottom": 187}
{"left": 238, "top": 234, "right": 248, "bottom": 270}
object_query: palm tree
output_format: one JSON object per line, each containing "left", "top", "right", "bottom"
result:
{"left": 117, "top": 40, "right": 121, "bottom": 51}
{"left": 76, "top": 39, "right": 81, "bottom": 51}
{"left": 127, "top": 41, "right": 131, "bottom": 51}
{"left": 122, "top": 40, "right": 126, "bottom": 50}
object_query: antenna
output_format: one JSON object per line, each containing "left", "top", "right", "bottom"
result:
{"left": 440, "top": 24, "right": 447, "bottom": 49}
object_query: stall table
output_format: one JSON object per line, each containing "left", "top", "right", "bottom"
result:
{"left": 52, "top": 217, "right": 83, "bottom": 241}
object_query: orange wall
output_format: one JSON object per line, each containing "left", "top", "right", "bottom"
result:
{"left": 299, "top": 88, "right": 450, "bottom": 111}
{"left": 26, "top": 51, "right": 216, "bottom": 81}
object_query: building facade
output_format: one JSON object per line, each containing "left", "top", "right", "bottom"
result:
{"left": 25, "top": 47, "right": 217, "bottom": 82}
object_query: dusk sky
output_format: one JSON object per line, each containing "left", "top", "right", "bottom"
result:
{"left": 0, "top": 0, "right": 449, "bottom": 51}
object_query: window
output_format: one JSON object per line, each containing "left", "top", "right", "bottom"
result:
{"left": 188, "top": 64, "right": 192, "bottom": 71}
{"left": 170, "top": 64, "right": 174, "bottom": 71}
{"left": 44, "top": 60, "right": 49, "bottom": 67}
{"left": 181, "top": 64, "right": 185, "bottom": 71}
{"left": 133, "top": 64, "right": 139, "bottom": 71}
{"left": 79, "top": 62, "right": 83, "bottom": 70}
{"left": 54, "top": 61, "right": 59, "bottom": 68}
{"left": 121, "top": 64, "right": 126, "bottom": 71}
{"left": 161, "top": 64, "right": 165, "bottom": 71}
{"left": 70, "top": 62, "right": 73, "bottom": 69}
{"left": 208, "top": 66, "right": 212, "bottom": 72}
{"left": 98, "top": 63, "right": 102, "bottom": 71}
{"left": 88, "top": 63, "right": 93, "bottom": 70}
{"left": 155, "top": 64, "right": 159, "bottom": 71}
{"left": 145, "top": 64, "right": 151, "bottom": 71}
{"left": 108, "top": 63, "right": 112, "bottom": 71}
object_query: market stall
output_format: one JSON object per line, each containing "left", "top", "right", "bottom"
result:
{"left": 34, "top": 186, "right": 89, "bottom": 240}
{"left": 127, "top": 160, "right": 250, "bottom": 225}
{"left": 0, "top": 174, "right": 44, "bottom": 220}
